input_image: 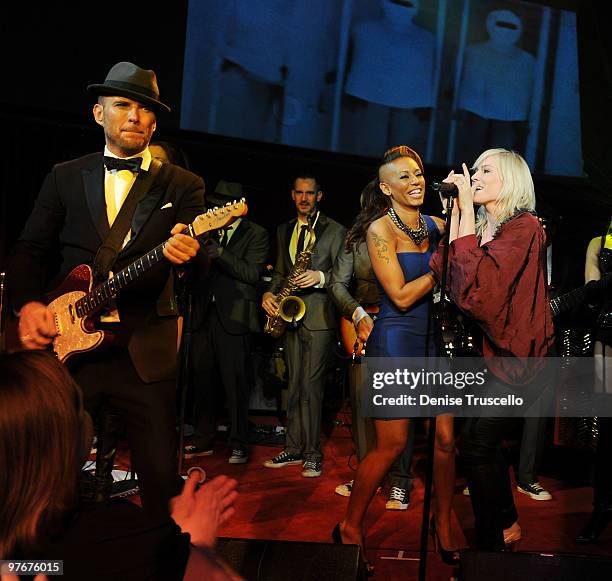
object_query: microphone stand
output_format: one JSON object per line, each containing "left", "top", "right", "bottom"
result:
{"left": 418, "top": 193, "right": 456, "bottom": 581}
{"left": 177, "top": 282, "right": 193, "bottom": 475}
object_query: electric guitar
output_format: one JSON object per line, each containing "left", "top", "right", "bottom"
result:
{"left": 7, "top": 200, "right": 248, "bottom": 362}
{"left": 550, "top": 274, "right": 611, "bottom": 317}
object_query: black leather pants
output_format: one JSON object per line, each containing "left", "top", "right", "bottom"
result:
{"left": 460, "top": 415, "right": 519, "bottom": 550}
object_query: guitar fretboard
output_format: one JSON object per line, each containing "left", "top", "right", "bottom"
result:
{"left": 69, "top": 200, "right": 247, "bottom": 319}
{"left": 75, "top": 241, "right": 169, "bottom": 318}
{"left": 550, "top": 286, "right": 585, "bottom": 317}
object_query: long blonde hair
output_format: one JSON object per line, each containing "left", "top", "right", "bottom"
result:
{"left": 0, "top": 351, "right": 82, "bottom": 558}
{"left": 473, "top": 148, "right": 535, "bottom": 238}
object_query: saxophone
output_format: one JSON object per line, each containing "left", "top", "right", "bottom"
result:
{"left": 264, "top": 218, "right": 316, "bottom": 338}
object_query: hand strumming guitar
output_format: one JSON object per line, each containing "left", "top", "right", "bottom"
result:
{"left": 18, "top": 301, "right": 57, "bottom": 349}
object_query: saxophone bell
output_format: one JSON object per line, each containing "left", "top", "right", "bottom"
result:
{"left": 278, "top": 295, "right": 306, "bottom": 325}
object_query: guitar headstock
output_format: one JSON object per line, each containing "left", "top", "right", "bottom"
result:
{"left": 192, "top": 199, "right": 248, "bottom": 237}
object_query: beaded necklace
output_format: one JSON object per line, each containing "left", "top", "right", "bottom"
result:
{"left": 387, "top": 207, "right": 429, "bottom": 245}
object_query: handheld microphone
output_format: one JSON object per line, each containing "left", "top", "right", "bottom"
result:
{"left": 430, "top": 182, "right": 458, "bottom": 198}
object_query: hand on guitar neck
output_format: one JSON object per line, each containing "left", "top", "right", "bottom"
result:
{"left": 340, "top": 306, "right": 379, "bottom": 357}
{"left": 163, "top": 222, "right": 200, "bottom": 264}
{"left": 354, "top": 315, "right": 374, "bottom": 355}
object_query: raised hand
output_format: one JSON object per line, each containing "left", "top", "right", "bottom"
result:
{"left": 442, "top": 163, "right": 474, "bottom": 214}
{"left": 170, "top": 472, "right": 238, "bottom": 548}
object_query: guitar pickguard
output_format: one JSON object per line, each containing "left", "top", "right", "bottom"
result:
{"left": 49, "top": 291, "right": 104, "bottom": 363}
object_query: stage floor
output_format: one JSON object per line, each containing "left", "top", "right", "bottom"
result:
{"left": 112, "top": 412, "right": 612, "bottom": 580}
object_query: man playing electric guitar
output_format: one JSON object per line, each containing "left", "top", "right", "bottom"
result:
{"left": 7, "top": 62, "right": 207, "bottom": 517}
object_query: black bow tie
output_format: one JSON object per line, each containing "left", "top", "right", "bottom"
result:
{"left": 104, "top": 156, "right": 143, "bottom": 173}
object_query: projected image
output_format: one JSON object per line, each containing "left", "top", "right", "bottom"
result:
{"left": 180, "top": 0, "right": 341, "bottom": 150}
{"left": 338, "top": 0, "right": 442, "bottom": 160}
{"left": 446, "top": 0, "right": 582, "bottom": 176}
{"left": 181, "top": 0, "right": 583, "bottom": 176}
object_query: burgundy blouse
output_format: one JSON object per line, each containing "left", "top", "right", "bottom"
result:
{"left": 430, "top": 212, "right": 555, "bottom": 385}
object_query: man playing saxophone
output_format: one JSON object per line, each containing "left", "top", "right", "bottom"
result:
{"left": 261, "top": 174, "right": 346, "bottom": 477}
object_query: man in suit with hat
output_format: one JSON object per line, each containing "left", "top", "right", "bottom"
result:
{"left": 261, "top": 174, "right": 345, "bottom": 477}
{"left": 7, "top": 61, "right": 207, "bottom": 516}
{"left": 186, "top": 180, "right": 270, "bottom": 464}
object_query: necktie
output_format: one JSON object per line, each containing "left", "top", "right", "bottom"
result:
{"left": 219, "top": 227, "right": 231, "bottom": 247}
{"left": 104, "top": 156, "right": 143, "bottom": 173}
{"left": 296, "top": 224, "right": 308, "bottom": 255}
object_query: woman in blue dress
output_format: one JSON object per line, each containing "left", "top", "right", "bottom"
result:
{"left": 334, "top": 146, "right": 458, "bottom": 571}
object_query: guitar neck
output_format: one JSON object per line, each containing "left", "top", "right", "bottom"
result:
{"left": 73, "top": 200, "right": 248, "bottom": 319}
{"left": 550, "top": 286, "right": 586, "bottom": 317}
{"left": 550, "top": 273, "right": 612, "bottom": 317}
{"left": 75, "top": 234, "right": 187, "bottom": 318}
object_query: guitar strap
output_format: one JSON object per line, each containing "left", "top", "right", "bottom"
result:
{"left": 93, "top": 158, "right": 162, "bottom": 283}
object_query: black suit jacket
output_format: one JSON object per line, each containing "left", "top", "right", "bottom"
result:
{"left": 8, "top": 152, "right": 207, "bottom": 382}
{"left": 269, "top": 213, "right": 346, "bottom": 331}
{"left": 192, "top": 218, "right": 270, "bottom": 335}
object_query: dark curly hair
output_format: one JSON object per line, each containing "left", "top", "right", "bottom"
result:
{"left": 345, "top": 145, "right": 424, "bottom": 252}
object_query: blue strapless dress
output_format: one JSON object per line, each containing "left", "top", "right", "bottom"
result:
{"left": 366, "top": 215, "right": 440, "bottom": 358}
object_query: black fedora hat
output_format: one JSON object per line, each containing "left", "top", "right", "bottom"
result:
{"left": 87, "top": 62, "right": 171, "bottom": 113}
{"left": 207, "top": 180, "right": 243, "bottom": 208}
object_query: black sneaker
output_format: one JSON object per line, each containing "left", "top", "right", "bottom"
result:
{"left": 517, "top": 481, "right": 552, "bottom": 501}
{"left": 184, "top": 444, "right": 214, "bottom": 459}
{"left": 301, "top": 460, "right": 322, "bottom": 478}
{"left": 229, "top": 449, "right": 248, "bottom": 464}
{"left": 386, "top": 486, "right": 409, "bottom": 510}
{"left": 263, "top": 450, "right": 303, "bottom": 468}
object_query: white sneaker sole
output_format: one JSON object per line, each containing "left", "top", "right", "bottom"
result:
{"left": 386, "top": 501, "right": 409, "bottom": 510}
{"left": 335, "top": 486, "right": 351, "bottom": 497}
{"left": 517, "top": 486, "right": 552, "bottom": 501}
{"left": 184, "top": 450, "right": 214, "bottom": 459}
{"left": 263, "top": 459, "right": 303, "bottom": 468}
{"left": 302, "top": 471, "right": 322, "bottom": 478}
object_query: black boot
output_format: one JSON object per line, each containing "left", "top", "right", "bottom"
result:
{"left": 575, "top": 509, "right": 612, "bottom": 544}
{"left": 87, "top": 410, "right": 123, "bottom": 503}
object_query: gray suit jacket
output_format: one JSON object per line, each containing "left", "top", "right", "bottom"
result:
{"left": 329, "top": 240, "right": 379, "bottom": 321}
{"left": 269, "top": 213, "right": 346, "bottom": 331}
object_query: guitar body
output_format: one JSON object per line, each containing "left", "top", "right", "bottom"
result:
{"left": 339, "top": 306, "right": 379, "bottom": 357}
{"left": 48, "top": 265, "right": 106, "bottom": 363}
{"left": 4, "top": 264, "right": 107, "bottom": 363}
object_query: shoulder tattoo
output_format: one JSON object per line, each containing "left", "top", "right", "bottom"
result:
{"left": 372, "top": 233, "right": 390, "bottom": 264}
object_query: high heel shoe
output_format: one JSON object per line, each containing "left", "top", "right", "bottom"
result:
{"left": 502, "top": 521, "right": 522, "bottom": 551}
{"left": 575, "top": 510, "right": 612, "bottom": 544}
{"left": 332, "top": 523, "right": 375, "bottom": 577}
{"left": 430, "top": 515, "right": 460, "bottom": 566}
